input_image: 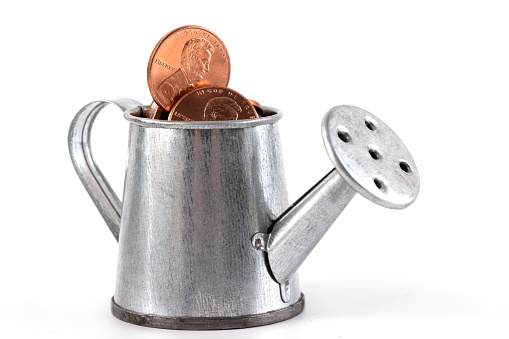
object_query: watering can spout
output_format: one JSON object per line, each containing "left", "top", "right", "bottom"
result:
{"left": 260, "top": 106, "right": 420, "bottom": 284}
{"left": 265, "top": 169, "right": 356, "bottom": 284}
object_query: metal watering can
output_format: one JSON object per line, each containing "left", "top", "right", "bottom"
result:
{"left": 68, "top": 99, "right": 419, "bottom": 330}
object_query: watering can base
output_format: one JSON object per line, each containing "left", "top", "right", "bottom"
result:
{"left": 111, "top": 294, "right": 305, "bottom": 330}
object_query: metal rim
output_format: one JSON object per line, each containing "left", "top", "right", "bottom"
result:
{"left": 124, "top": 106, "right": 282, "bottom": 130}
{"left": 111, "top": 294, "right": 305, "bottom": 330}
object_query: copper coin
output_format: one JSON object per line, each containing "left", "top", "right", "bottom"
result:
{"left": 147, "top": 26, "right": 231, "bottom": 111}
{"left": 144, "top": 100, "right": 167, "bottom": 119}
{"left": 169, "top": 86, "right": 260, "bottom": 121}
{"left": 249, "top": 99, "right": 264, "bottom": 116}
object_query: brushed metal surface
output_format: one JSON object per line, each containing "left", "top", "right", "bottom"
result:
{"left": 266, "top": 105, "right": 419, "bottom": 285}
{"left": 322, "top": 106, "right": 420, "bottom": 209}
{"left": 68, "top": 99, "right": 142, "bottom": 240}
{"left": 69, "top": 100, "right": 419, "bottom": 327}
{"left": 114, "top": 106, "right": 301, "bottom": 318}
{"left": 267, "top": 169, "right": 356, "bottom": 283}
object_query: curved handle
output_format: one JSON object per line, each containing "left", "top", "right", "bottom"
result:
{"left": 68, "top": 99, "right": 142, "bottom": 242}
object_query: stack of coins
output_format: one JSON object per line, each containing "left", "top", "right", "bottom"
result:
{"left": 145, "top": 26, "right": 261, "bottom": 121}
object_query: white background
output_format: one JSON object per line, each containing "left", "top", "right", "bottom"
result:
{"left": 1, "top": 1, "right": 508, "bottom": 338}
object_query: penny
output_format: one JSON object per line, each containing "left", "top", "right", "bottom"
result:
{"left": 169, "top": 86, "right": 260, "bottom": 121}
{"left": 147, "top": 26, "right": 231, "bottom": 111}
{"left": 144, "top": 100, "right": 167, "bottom": 119}
{"left": 249, "top": 99, "right": 264, "bottom": 117}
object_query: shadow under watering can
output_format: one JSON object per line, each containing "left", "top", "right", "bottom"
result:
{"left": 68, "top": 99, "right": 419, "bottom": 330}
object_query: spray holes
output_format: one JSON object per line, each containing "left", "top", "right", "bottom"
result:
{"left": 337, "top": 126, "right": 352, "bottom": 143}
{"left": 374, "top": 178, "right": 386, "bottom": 191}
{"left": 365, "top": 117, "right": 378, "bottom": 131}
{"left": 399, "top": 161, "right": 412, "bottom": 174}
{"left": 368, "top": 147, "right": 382, "bottom": 160}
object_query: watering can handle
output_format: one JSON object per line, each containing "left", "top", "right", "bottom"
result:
{"left": 68, "top": 99, "right": 142, "bottom": 242}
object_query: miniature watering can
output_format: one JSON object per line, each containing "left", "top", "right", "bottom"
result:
{"left": 68, "top": 99, "right": 419, "bottom": 330}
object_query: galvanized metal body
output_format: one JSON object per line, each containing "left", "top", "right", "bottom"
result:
{"left": 68, "top": 100, "right": 303, "bottom": 329}
{"left": 68, "top": 100, "right": 419, "bottom": 330}
{"left": 115, "top": 106, "right": 301, "bottom": 320}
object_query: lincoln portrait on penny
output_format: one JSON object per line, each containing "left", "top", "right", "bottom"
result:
{"left": 156, "top": 38, "right": 214, "bottom": 109}
{"left": 203, "top": 97, "right": 242, "bottom": 120}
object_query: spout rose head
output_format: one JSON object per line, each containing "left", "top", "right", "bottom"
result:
{"left": 322, "top": 106, "right": 420, "bottom": 209}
